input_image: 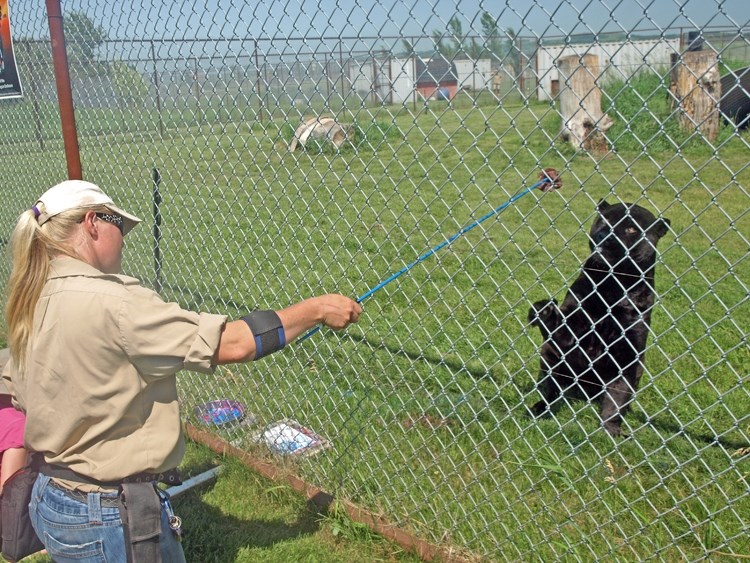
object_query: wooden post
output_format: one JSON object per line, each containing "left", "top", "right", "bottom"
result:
{"left": 558, "top": 54, "right": 613, "bottom": 152}
{"left": 670, "top": 50, "right": 721, "bottom": 141}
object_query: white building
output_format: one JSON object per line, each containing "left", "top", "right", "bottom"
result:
{"left": 454, "top": 59, "right": 494, "bottom": 91}
{"left": 535, "top": 38, "right": 681, "bottom": 101}
{"left": 350, "top": 57, "right": 493, "bottom": 104}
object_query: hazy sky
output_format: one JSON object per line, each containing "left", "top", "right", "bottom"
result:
{"left": 59, "top": 0, "right": 750, "bottom": 41}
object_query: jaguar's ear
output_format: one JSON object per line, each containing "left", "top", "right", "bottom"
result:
{"left": 597, "top": 199, "right": 611, "bottom": 211}
{"left": 651, "top": 217, "right": 671, "bottom": 238}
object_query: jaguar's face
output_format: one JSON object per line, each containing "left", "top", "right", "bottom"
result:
{"left": 588, "top": 201, "right": 670, "bottom": 268}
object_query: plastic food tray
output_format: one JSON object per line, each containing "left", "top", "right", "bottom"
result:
{"left": 194, "top": 399, "right": 246, "bottom": 426}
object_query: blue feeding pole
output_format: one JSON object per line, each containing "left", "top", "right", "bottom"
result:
{"left": 298, "top": 170, "right": 562, "bottom": 342}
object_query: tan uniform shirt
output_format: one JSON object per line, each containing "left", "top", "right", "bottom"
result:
{"left": 8, "top": 256, "right": 227, "bottom": 481}
{"left": 0, "top": 348, "right": 10, "bottom": 395}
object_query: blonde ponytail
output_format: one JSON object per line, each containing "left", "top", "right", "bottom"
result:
{"left": 5, "top": 206, "right": 105, "bottom": 372}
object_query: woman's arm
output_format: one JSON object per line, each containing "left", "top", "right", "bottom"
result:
{"left": 214, "top": 294, "right": 361, "bottom": 364}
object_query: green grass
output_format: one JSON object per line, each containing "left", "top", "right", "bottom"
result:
{"left": 2, "top": 84, "right": 749, "bottom": 560}
{"left": 602, "top": 70, "right": 742, "bottom": 153}
{"left": 173, "top": 440, "right": 423, "bottom": 562}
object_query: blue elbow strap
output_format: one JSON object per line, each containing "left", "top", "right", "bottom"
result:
{"left": 242, "top": 310, "right": 286, "bottom": 360}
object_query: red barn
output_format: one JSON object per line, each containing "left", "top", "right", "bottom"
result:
{"left": 415, "top": 57, "right": 458, "bottom": 101}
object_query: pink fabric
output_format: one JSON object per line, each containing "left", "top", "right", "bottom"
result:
{"left": 0, "top": 396, "right": 26, "bottom": 454}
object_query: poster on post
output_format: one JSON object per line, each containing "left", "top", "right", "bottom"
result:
{"left": 0, "top": 0, "right": 23, "bottom": 99}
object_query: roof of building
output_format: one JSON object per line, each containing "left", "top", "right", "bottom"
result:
{"left": 415, "top": 57, "right": 458, "bottom": 86}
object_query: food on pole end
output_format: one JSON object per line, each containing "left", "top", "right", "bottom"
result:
{"left": 538, "top": 168, "right": 562, "bottom": 192}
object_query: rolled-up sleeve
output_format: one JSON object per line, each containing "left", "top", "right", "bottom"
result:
{"left": 183, "top": 312, "right": 227, "bottom": 373}
{"left": 120, "top": 283, "right": 227, "bottom": 376}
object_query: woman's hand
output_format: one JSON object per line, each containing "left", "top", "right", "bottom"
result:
{"left": 314, "top": 294, "right": 362, "bottom": 330}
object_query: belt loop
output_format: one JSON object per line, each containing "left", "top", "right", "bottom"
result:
{"left": 34, "top": 473, "right": 52, "bottom": 502}
{"left": 88, "top": 492, "right": 103, "bottom": 525}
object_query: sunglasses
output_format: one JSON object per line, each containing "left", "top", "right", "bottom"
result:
{"left": 96, "top": 212, "right": 124, "bottom": 234}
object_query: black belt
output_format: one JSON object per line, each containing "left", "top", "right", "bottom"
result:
{"left": 48, "top": 480, "right": 121, "bottom": 507}
{"left": 38, "top": 462, "right": 182, "bottom": 488}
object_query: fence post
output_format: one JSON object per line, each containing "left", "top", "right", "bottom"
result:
{"left": 413, "top": 52, "right": 417, "bottom": 112}
{"left": 27, "top": 60, "right": 45, "bottom": 151}
{"left": 254, "top": 40, "right": 263, "bottom": 123}
{"left": 339, "top": 40, "right": 346, "bottom": 111}
{"left": 150, "top": 41, "right": 165, "bottom": 139}
{"left": 45, "top": 0, "right": 82, "bottom": 180}
{"left": 152, "top": 167, "right": 163, "bottom": 294}
{"left": 323, "top": 52, "right": 328, "bottom": 107}
{"left": 193, "top": 57, "right": 202, "bottom": 128}
{"left": 519, "top": 50, "right": 526, "bottom": 99}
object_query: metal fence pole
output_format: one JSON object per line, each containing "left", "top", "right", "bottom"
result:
{"left": 27, "top": 60, "right": 45, "bottom": 151}
{"left": 152, "top": 167, "right": 163, "bottom": 294}
{"left": 150, "top": 40, "right": 165, "bottom": 139}
{"left": 45, "top": 0, "right": 82, "bottom": 180}
{"left": 254, "top": 39, "right": 263, "bottom": 123}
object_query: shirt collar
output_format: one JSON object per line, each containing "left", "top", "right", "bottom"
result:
{"left": 48, "top": 256, "right": 108, "bottom": 279}
{"left": 48, "top": 256, "right": 141, "bottom": 287}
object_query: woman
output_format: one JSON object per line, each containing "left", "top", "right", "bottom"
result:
{"left": 4, "top": 180, "right": 362, "bottom": 563}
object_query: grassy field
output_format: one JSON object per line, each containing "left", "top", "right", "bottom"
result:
{"left": 2, "top": 85, "right": 749, "bottom": 560}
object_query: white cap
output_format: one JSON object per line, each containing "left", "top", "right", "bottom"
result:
{"left": 33, "top": 180, "right": 142, "bottom": 235}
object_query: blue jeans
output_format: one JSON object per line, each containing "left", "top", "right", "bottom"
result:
{"left": 30, "top": 473, "right": 186, "bottom": 563}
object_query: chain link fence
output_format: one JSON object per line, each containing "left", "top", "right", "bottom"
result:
{"left": 2, "top": 1, "right": 749, "bottom": 560}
